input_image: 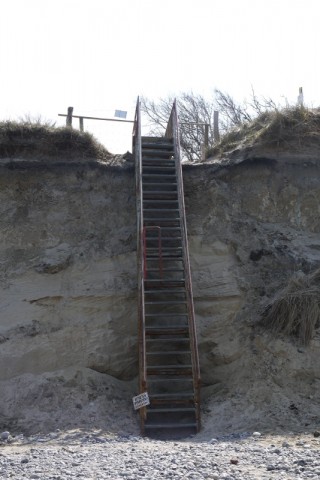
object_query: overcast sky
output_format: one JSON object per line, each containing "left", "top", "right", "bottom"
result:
{"left": 1, "top": 0, "right": 319, "bottom": 153}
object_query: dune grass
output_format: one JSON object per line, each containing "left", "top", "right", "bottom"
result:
{"left": 0, "top": 119, "right": 111, "bottom": 161}
{"left": 208, "top": 106, "right": 320, "bottom": 158}
{"left": 262, "top": 269, "right": 320, "bottom": 345}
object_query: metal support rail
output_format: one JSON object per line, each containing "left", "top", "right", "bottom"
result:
{"left": 165, "top": 100, "right": 201, "bottom": 430}
{"left": 133, "top": 97, "right": 147, "bottom": 432}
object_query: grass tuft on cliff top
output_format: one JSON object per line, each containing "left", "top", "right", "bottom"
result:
{"left": 208, "top": 106, "right": 320, "bottom": 158}
{"left": 262, "top": 268, "right": 320, "bottom": 345}
{"left": 0, "top": 119, "right": 112, "bottom": 161}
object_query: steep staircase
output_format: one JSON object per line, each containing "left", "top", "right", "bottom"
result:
{"left": 133, "top": 98, "right": 201, "bottom": 438}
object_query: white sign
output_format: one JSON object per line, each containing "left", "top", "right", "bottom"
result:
{"left": 132, "top": 392, "right": 150, "bottom": 410}
{"left": 114, "top": 110, "right": 127, "bottom": 119}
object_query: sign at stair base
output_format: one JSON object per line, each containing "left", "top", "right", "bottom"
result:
{"left": 132, "top": 392, "right": 150, "bottom": 410}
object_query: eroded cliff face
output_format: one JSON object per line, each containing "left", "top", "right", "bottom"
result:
{"left": 1, "top": 155, "right": 320, "bottom": 436}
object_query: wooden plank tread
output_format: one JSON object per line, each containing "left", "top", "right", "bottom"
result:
{"left": 142, "top": 173, "right": 176, "bottom": 177}
{"left": 144, "top": 219, "right": 180, "bottom": 222}
{"left": 145, "top": 313, "right": 188, "bottom": 317}
{"left": 147, "top": 365, "right": 192, "bottom": 372}
{"left": 143, "top": 184, "right": 177, "bottom": 188}
{"left": 144, "top": 423, "right": 197, "bottom": 429}
{"left": 142, "top": 166, "right": 175, "bottom": 170}
{"left": 143, "top": 200, "right": 179, "bottom": 204}
{"left": 145, "top": 300, "right": 187, "bottom": 305}
{"left": 147, "top": 351, "right": 190, "bottom": 355}
{"left": 145, "top": 268, "right": 184, "bottom": 272}
{"left": 149, "top": 393, "right": 194, "bottom": 399}
{"left": 147, "top": 376, "right": 193, "bottom": 381}
{"left": 146, "top": 338, "right": 190, "bottom": 343}
{"left": 147, "top": 407, "right": 195, "bottom": 413}
{"left": 144, "top": 209, "right": 180, "bottom": 212}
{"left": 144, "top": 289, "right": 186, "bottom": 293}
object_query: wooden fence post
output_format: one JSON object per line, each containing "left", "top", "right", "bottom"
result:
{"left": 214, "top": 111, "right": 220, "bottom": 142}
{"left": 79, "top": 117, "right": 84, "bottom": 132}
{"left": 201, "top": 123, "right": 209, "bottom": 161}
{"left": 66, "top": 107, "right": 73, "bottom": 127}
{"left": 298, "top": 87, "right": 304, "bottom": 107}
{"left": 204, "top": 124, "right": 209, "bottom": 150}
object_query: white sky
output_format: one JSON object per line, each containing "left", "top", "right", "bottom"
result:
{"left": 1, "top": 0, "right": 319, "bottom": 153}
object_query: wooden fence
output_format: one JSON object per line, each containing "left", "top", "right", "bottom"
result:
{"left": 58, "top": 106, "right": 220, "bottom": 159}
{"left": 58, "top": 106, "right": 134, "bottom": 132}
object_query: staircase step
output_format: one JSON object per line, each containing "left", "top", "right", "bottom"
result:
{"left": 143, "top": 189, "right": 178, "bottom": 193}
{"left": 143, "top": 200, "right": 179, "bottom": 204}
{"left": 146, "top": 237, "right": 182, "bottom": 242}
{"left": 141, "top": 144, "right": 173, "bottom": 150}
{"left": 146, "top": 248, "right": 182, "bottom": 253}
{"left": 142, "top": 149, "right": 174, "bottom": 156}
{"left": 144, "top": 219, "right": 180, "bottom": 223}
{"left": 142, "top": 174, "right": 176, "bottom": 178}
{"left": 145, "top": 268, "right": 184, "bottom": 272}
{"left": 143, "top": 185, "right": 178, "bottom": 188}
{"left": 142, "top": 145, "right": 174, "bottom": 150}
{"left": 147, "top": 351, "right": 191, "bottom": 355}
{"left": 147, "top": 365, "right": 192, "bottom": 371}
{"left": 146, "top": 254, "right": 182, "bottom": 258}
{"left": 146, "top": 338, "right": 190, "bottom": 343}
{"left": 146, "top": 407, "right": 195, "bottom": 413}
{"left": 147, "top": 376, "right": 193, "bottom": 381}
{"left": 144, "top": 422, "right": 197, "bottom": 430}
{"left": 145, "top": 313, "right": 188, "bottom": 317}
{"left": 145, "top": 278, "right": 185, "bottom": 287}
{"left": 144, "top": 289, "right": 186, "bottom": 294}
{"left": 154, "top": 227, "right": 180, "bottom": 230}
{"left": 144, "top": 423, "right": 197, "bottom": 429}
{"left": 149, "top": 392, "right": 194, "bottom": 400}
{"left": 146, "top": 327, "right": 189, "bottom": 334}
{"left": 142, "top": 162, "right": 175, "bottom": 167}
{"left": 144, "top": 220, "right": 180, "bottom": 224}
{"left": 142, "top": 166, "right": 175, "bottom": 170}
{"left": 146, "top": 257, "right": 183, "bottom": 261}
{"left": 145, "top": 300, "right": 187, "bottom": 305}
{"left": 141, "top": 139, "right": 173, "bottom": 147}
{"left": 143, "top": 209, "right": 180, "bottom": 212}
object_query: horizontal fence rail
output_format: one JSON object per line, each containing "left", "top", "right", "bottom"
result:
{"left": 58, "top": 107, "right": 134, "bottom": 132}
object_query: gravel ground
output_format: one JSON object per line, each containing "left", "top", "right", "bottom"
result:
{"left": 1, "top": 430, "right": 320, "bottom": 479}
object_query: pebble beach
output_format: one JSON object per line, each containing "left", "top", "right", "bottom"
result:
{"left": 1, "top": 430, "right": 320, "bottom": 479}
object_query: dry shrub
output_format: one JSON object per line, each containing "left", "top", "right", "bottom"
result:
{"left": 262, "top": 269, "right": 320, "bottom": 345}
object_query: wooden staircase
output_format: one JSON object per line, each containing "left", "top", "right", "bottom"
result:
{"left": 133, "top": 98, "right": 201, "bottom": 438}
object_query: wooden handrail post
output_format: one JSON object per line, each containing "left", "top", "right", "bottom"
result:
{"left": 214, "top": 110, "right": 220, "bottom": 142}
{"left": 66, "top": 107, "right": 73, "bottom": 128}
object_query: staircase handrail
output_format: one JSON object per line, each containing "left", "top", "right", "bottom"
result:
{"left": 165, "top": 100, "right": 201, "bottom": 418}
{"left": 133, "top": 97, "right": 147, "bottom": 400}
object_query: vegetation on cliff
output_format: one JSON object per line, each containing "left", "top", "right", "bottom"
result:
{"left": 0, "top": 119, "right": 112, "bottom": 161}
{"left": 263, "top": 269, "right": 320, "bottom": 345}
{"left": 208, "top": 106, "right": 320, "bottom": 159}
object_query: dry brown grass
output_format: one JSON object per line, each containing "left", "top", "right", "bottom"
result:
{"left": 0, "top": 120, "right": 112, "bottom": 161}
{"left": 262, "top": 269, "right": 320, "bottom": 345}
{"left": 208, "top": 106, "right": 320, "bottom": 158}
